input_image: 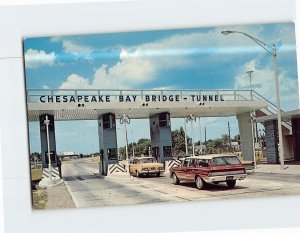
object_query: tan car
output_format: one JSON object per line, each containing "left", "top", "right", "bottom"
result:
{"left": 129, "top": 157, "right": 164, "bottom": 177}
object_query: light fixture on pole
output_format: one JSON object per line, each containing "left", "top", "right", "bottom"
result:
{"left": 186, "top": 114, "right": 196, "bottom": 156}
{"left": 44, "top": 115, "right": 53, "bottom": 183}
{"left": 120, "top": 114, "right": 130, "bottom": 161}
{"left": 222, "top": 30, "right": 285, "bottom": 169}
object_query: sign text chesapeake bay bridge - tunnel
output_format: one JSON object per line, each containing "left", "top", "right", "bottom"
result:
{"left": 39, "top": 94, "right": 225, "bottom": 103}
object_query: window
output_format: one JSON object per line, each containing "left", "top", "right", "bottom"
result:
{"left": 212, "top": 156, "right": 240, "bottom": 166}
{"left": 212, "top": 157, "right": 227, "bottom": 166}
{"left": 182, "top": 159, "right": 189, "bottom": 167}
{"left": 163, "top": 146, "right": 172, "bottom": 157}
{"left": 188, "top": 159, "right": 196, "bottom": 167}
{"left": 159, "top": 113, "right": 170, "bottom": 127}
{"left": 107, "top": 148, "right": 117, "bottom": 160}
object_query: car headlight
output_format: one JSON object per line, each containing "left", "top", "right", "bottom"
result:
{"left": 142, "top": 168, "right": 148, "bottom": 171}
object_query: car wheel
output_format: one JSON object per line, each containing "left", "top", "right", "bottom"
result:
{"left": 156, "top": 172, "right": 160, "bottom": 177}
{"left": 195, "top": 176, "right": 205, "bottom": 190}
{"left": 226, "top": 180, "right": 236, "bottom": 188}
{"left": 172, "top": 173, "right": 180, "bottom": 185}
{"left": 136, "top": 171, "right": 140, "bottom": 178}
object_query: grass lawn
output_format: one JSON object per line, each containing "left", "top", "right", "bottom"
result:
{"left": 31, "top": 168, "right": 42, "bottom": 181}
{"left": 32, "top": 188, "right": 47, "bottom": 209}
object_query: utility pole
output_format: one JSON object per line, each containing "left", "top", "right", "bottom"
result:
{"left": 204, "top": 127, "right": 207, "bottom": 144}
{"left": 228, "top": 121, "right": 232, "bottom": 152}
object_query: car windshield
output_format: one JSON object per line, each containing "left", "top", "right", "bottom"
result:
{"left": 212, "top": 156, "right": 241, "bottom": 166}
{"left": 139, "top": 158, "right": 157, "bottom": 163}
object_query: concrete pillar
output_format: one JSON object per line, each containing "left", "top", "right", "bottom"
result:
{"left": 237, "top": 112, "right": 255, "bottom": 161}
{"left": 292, "top": 118, "right": 300, "bottom": 161}
{"left": 264, "top": 120, "right": 279, "bottom": 164}
{"left": 98, "top": 113, "right": 118, "bottom": 175}
{"left": 149, "top": 112, "right": 172, "bottom": 164}
{"left": 39, "top": 114, "right": 57, "bottom": 168}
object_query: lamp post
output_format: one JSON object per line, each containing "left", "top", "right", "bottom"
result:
{"left": 222, "top": 30, "right": 284, "bottom": 169}
{"left": 186, "top": 114, "right": 196, "bottom": 156}
{"left": 120, "top": 114, "right": 130, "bottom": 161}
{"left": 43, "top": 115, "right": 53, "bottom": 183}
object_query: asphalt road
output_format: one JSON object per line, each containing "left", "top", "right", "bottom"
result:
{"left": 62, "top": 159, "right": 300, "bottom": 208}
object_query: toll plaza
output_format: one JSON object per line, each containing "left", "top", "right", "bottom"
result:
{"left": 26, "top": 89, "right": 299, "bottom": 179}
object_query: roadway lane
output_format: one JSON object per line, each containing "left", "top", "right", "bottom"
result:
{"left": 62, "top": 159, "right": 300, "bottom": 208}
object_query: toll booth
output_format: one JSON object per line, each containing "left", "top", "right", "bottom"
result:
{"left": 98, "top": 113, "right": 118, "bottom": 175}
{"left": 149, "top": 112, "right": 173, "bottom": 164}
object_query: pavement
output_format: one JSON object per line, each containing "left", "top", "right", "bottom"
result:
{"left": 254, "top": 164, "right": 300, "bottom": 176}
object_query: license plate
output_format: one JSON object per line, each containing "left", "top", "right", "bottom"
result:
{"left": 226, "top": 176, "right": 234, "bottom": 180}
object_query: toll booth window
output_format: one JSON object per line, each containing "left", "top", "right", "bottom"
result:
{"left": 163, "top": 146, "right": 172, "bottom": 157}
{"left": 103, "top": 114, "right": 116, "bottom": 129}
{"left": 159, "top": 113, "right": 170, "bottom": 127}
{"left": 107, "top": 148, "right": 117, "bottom": 160}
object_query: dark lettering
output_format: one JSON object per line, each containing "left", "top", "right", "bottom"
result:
{"left": 119, "top": 95, "right": 124, "bottom": 102}
{"left": 40, "top": 96, "right": 45, "bottom": 103}
{"left": 63, "top": 96, "right": 68, "bottom": 102}
{"left": 209, "top": 95, "right": 213, "bottom": 101}
{"left": 91, "top": 96, "right": 97, "bottom": 102}
{"left": 152, "top": 95, "right": 157, "bottom": 102}
{"left": 98, "top": 96, "right": 104, "bottom": 102}
{"left": 106, "top": 96, "right": 110, "bottom": 102}
{"left": 132, "top": 95, "right": 137, "bottom": 102}
{"left": 56, "top": 96, "right": 61, "bottom": 103}
{"left": 84, "top": 96, "right": 89, "bottom": 102}
{"left": 203, "top": 95, "right": 207, "bottom": 101}
{"left": 145, "top": 95, "right": 150, "bottom": 102}
{"left": 220, "top": 95, "right": 225, "bottom": 101}
{"left": 191, "top": 95, "right": 195, "bottom": 101}
{"left": 48, "top": 96, "right": 54, "bottom": 102}
{"left": 215, "top": 95, "right": 219, "bottom": 101}
{"left": 70, "top": 96, "right": 75, "bottom": 102}
{"left": 126, "top": 96, "right": 131, "bottom": 102}
{"left": 175, "top": 95, "right": 180, "bottom": 102}
{"left": 77, "top": 96, "right": 83, "bottom": 102}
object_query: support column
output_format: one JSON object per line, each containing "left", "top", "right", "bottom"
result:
{"left": 237, "top": 112, "right": 255, "bottom": 161}
{"left": 292, "top": 118, "right": 300, "bottom": 161}
{"left": 149, "top": 112, "right": 172, "bottom": 164}
{"left": 98, "top": 113, "right": 118, "bottom": 176}
{"left": 264, "top": 120, "right": 279, "bottom": 164}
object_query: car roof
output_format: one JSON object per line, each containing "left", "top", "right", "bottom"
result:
{"left": 184, "top": 154, "right": 238, "bottom": 160}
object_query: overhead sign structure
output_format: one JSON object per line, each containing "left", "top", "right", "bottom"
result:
{"left": 27, "top": 89, "right": 267, "bottom": 121}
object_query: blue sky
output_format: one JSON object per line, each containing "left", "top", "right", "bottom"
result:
{"left": 24, "top": 22, "right": 299, "bottom": 154}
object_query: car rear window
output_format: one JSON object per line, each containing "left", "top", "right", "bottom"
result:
{"left": 212, "top": 156, "right": 241, "bottom": 166}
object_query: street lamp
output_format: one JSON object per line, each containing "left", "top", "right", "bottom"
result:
{"left": 222, "top": 30, "right": 285, "bottom": 169}
{"left": 120, "top": 114, "right": 130, "bottom": 161}
{"left": 43, "top": 115, "right": 53, "bottom": 183}
{"left": 186, "top": 114, "right": 196, "bottom": 156}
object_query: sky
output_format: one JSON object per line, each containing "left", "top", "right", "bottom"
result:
{"left": 24, "top": 22, "right": 299, "bottom": 154}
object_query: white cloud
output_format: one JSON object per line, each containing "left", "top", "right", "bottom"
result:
{"left": 235, "top": 60, "right": 299, "bottom": 111}
{"left": 59, "top": 74, "right": 90, "bottom": 89}
{"left": 62, "top": 40, "right": 93, "bottom": 55}
{"left": 25, "top": 49, "right": 56, "bottom": 69}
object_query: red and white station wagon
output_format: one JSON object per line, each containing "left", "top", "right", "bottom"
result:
{"left": 170, "top": 154, "right": 247, "bottom": 189}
